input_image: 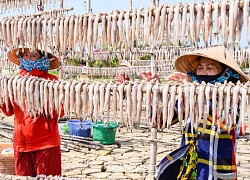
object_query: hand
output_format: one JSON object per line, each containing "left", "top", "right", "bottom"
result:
{"left": 165, "top": 72, "right": 190, "bottom": 83}
{"left": 138, "top": 71, "right": 159, "bottom": 82}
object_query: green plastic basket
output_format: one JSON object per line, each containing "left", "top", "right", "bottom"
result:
{"left": 92, "top": 122, "right": 118, "bottom": 145}
{"left": 62, "top": 124, "right": 69, "bottom": 134}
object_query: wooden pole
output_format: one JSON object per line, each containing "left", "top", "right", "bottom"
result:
{"left": 151, "top": 0, "right": 154, "bottom": 6}
{"left": 150, "top": 51, "right": 157, "bottom": 74}
{"left": 151, "top": 0, "right": 159, "bottom": 7}
{"left": 58, "top": 67, "right": 63, "bottom": 80}
{"left": 150, "top": 54, "right": 154, "bottom": 73}
{"left": 149, "top": 126, "right": 157, "bottom": 176}
{"left": 58, "top": 55, "right": 63, "bottom": 80}
{"left": 87, "top": 0, "right": 91, "bottom": 14}
{"left": 37, "top": 0, "right": 44, "bottom": 11}
{"left": 60, "top": 0, "right": 63, "bottom": 8}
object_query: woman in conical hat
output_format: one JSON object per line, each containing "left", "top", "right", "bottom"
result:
{"left": 0, "top": 48, "right": 64, "bottom": 177}
{"left": 7, "top": 48, "right": 60, "bottom": 72}
{"left": 140, "top": 46, "right": 248, "bottom": 84}
{"left": 170, "top": 45, "right": 248, "bottom": 83}
{"left": 140, "top": 46, "right": 248, "bottom": 180}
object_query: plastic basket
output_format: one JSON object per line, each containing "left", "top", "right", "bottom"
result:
{"left": 66, "top": 120, "right": 91, "bottom": 137}
{"left": 58, "top": 123, "right": 69, "bottom": 134}
{"left": 62, "top": 124, "right": 69, "bottom": 134}
{"left": 0, "top": 143, "right": 15, "bottom": 175}
{"left": 92, "top": 122, "right": 118, "bottom": 145}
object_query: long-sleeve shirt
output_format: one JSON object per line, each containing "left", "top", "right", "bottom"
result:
{"left": 0, "top": 68, "right": 64, "bottom": 152}
{"left": 155, "top": 101, "right": 237, "bottom": 180}
{"left": 183, "top": 116, "right": 237, "bottom": 180}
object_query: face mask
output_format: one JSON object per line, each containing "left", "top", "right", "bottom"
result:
{"left": 188, "top": 68, "right": 240, "bottom": 84}
{"left": 196, "top": 70, "right": 225, "bottom": 83}
{"left": 19, "top": 56, "right": 50, "bottom": 72}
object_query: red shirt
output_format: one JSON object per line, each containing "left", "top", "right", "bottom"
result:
{"left": 114, "top": 73, "right": 130, "bottom": 84}
{"left": 1, "top": 68, "right": 64, "bottom": 152}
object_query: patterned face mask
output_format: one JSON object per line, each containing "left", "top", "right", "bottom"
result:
{"left": 187, "top": 68, "right": 240, "bottom": 84}
{"left": 19, "top": 56, "right": 50, "bottom": 72}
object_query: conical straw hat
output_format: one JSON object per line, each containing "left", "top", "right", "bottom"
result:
{"left": 175, "top": 46, "right": 249, "bottom": 83}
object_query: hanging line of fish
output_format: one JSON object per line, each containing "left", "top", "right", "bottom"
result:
{"left": 61, "top": 47, "right": 250, "bottom": 68}
{"left": 15, "top": 7, "right": 73, "bottom": 18}
{"left": 0, "top": 46, "right": 249, "bottom": 80}
{"left": 0, "top": 45, "right": 249, "bottom": 80}
{"left": 1, "top": 75, "right": 250, "bottom": 136}
{"left": 0, "top": 57, "right": 19, "bottom": 72}
{"left": 0, "top": 0, "right": 250, "bottom": 60}
{"left": 0, "top": 6, "right": 72, "bottom": 19}
{"left": 61, "top": 65, "right": 152, "bottom": 77}
{"left": 0, "top": 47, "right": 7, "bottom": 57}
{"left": 0, "top": 0, "right": 59, "bottom": 13}
{"left": 60, "top": 64, "right": 171, "bottom": 78}
{"left": 0, "top": 43, "right": 249, "bottom": 71}
{"left": 35, "top": 7, "right": 74, "bottom": 17}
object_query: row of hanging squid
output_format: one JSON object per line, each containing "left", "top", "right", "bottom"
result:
{"left": 60, "top": 64, "right": 171, "bottom": 78}
{"left": 57, "top": 46, "right": 250, "bottom": 66}
{"left": 0, "top": 75, "right": 249, "bottom": 137}
{"left": 0, "top": 0, "right": 250, "bottom": 60}
{"left": 0, "top": 45, "right": 250, "bottom": 77}
{"left": 61, "top": 65, "right": 152, "bottom": 77}
{"left": 0, "top": 58, "right": 18, "bottom": 72}
{"left": 0, "top": 0, "right": 59, "bottom": 13}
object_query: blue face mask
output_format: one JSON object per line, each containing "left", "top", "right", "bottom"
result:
{"left": 19, "top": 56, "right": 50, "bottom": 72}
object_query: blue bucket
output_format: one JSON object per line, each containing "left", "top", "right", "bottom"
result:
{"left": 66, "top": 120, "right": 92, "bottom": 137}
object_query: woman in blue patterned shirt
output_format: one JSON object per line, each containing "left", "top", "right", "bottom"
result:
{"left": 140, "top": 46, "right": 249, "bottom": 180}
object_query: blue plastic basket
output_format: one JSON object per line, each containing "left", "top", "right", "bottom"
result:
{"left": 66, "top": 120, "right": 92, "bottom": 137}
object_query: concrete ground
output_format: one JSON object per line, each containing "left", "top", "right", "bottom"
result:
{"left": 0, "top": 115, "right": 249, "bottom": 180}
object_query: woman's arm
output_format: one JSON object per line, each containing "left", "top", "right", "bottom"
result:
{"left": 165, "top": 72, "right": 191, "bottom": 83}
{"left": 138, "top": 71, "right": 160, "bottom": 82}
{"left": 139, "top": 71, "right": 191, "bottom": 84}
